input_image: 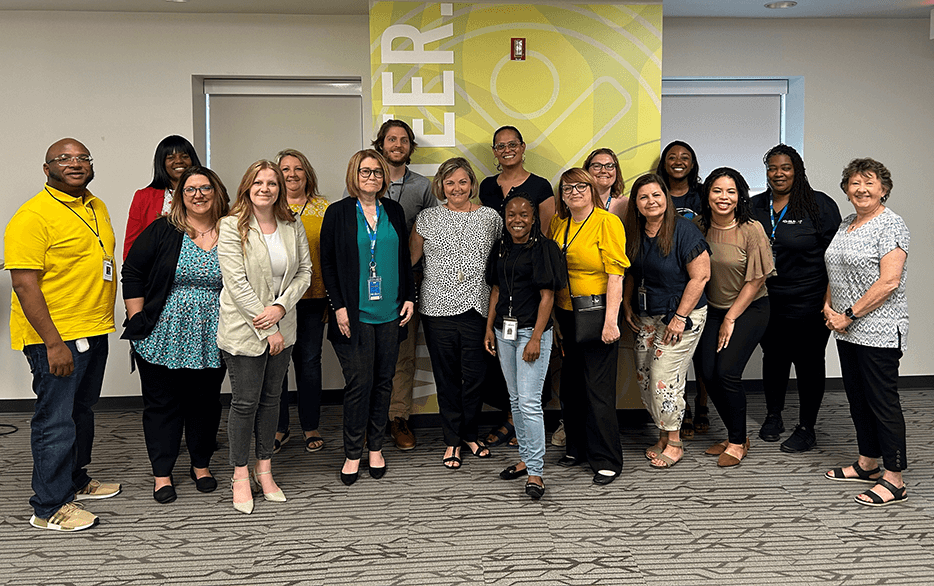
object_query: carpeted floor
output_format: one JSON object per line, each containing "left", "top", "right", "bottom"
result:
{"left": 1, "top": 389, "right": 932, "bottom": 585}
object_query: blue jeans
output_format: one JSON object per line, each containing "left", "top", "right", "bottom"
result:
{"left": 495, "top": 327, "right": 552, "bottom": 477}
{"left": 224, "top": 347, "right": 293, "bottom": 466}
{"left": 24, "top": 335, "right": 108, "bottom": 519}
{"left": 278, "top": 298, "right": 327, "bottom": 433}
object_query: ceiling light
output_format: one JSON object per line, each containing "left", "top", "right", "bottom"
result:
{"left": 765, "top": 1, "right": 797, "bottom": 8}
{"left": 165, "top": 0, "right": 189, "bottom": 3}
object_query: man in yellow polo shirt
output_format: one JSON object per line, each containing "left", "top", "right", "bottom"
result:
{"left": 5, "top": 138, "right": 121, "bottom": 532}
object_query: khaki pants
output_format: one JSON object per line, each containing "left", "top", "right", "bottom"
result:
{"left": 388, "top": 308, "right": 420, "bottom": 420}
{"left": 633, "top": 306, "right": 707, "bottom": 432}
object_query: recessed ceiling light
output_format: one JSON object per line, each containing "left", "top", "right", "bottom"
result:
{"left": 165, "top": 0, "right": 189, "bottom": 3}
{"left": 765, "top": 1, "right": 797, "bottom": 8}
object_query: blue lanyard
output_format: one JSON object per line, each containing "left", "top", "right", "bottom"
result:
{"left": 356, "top": 200, "right": 381, "bottom": 263}
{"left": 604, "top": 195, "right": 612, "bottom": 210}
{"left": 768, "top": 192, "right": 788, "bottom": 241}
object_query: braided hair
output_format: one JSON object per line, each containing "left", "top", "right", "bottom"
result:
{"left": 763, "top": 144, "right": 821, "bottom": 229}
{"left": 496, "top": 191, "right": 541, "bottom": 262}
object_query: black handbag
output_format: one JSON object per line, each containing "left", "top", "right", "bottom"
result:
{"left": 570, "top": 292, "right": 607, "bottom": 344}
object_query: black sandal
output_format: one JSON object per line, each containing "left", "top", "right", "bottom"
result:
{"left": 465, "top": 442, "right": 492, "bottom": 458}
{"left": 694, "top": 405, "right": 710, "bottom": 434}
{"left": 483, "top": 423, "right": 515, "bottom": 447}
{"left": 825, "top": 461, "right": 882, "bottom": 483}
{"left": 681, "top": 407, "right": 695, "bottom": 440}
{"left": 855, "top": 478, "right": 908, "bottom": 507}
{"left": 442, "top": 447, "right": 462, "bottom": 469}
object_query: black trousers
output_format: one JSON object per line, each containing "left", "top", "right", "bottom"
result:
{"left": 332, "top": 319, "right": 400, "bottom": 459}
{"left": 837, "top": 339, "right": 907, "bottom": 472}
{"left": 760, "top": 308, "right": 831, "bottom": 428}
{"left": 555, "top": 309, "right": 623, "bottom": 475}
{"left": 698, "top": 297, "right": 769, "bottom": 445}
{"left": 423, "top": 311, "right": 488, "bottom": 446}
{"left": 136, "top": 356, "right": 225, "bottom": 477}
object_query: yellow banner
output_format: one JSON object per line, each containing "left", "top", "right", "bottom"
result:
{"left": 369, "top": 2, "right": 663, "bottom": 186}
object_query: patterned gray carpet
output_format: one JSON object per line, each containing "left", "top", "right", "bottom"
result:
{"left": 1, "top": 389, "right": 932, "bottom": 585}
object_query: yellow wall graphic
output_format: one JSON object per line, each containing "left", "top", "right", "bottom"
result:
{"left": 369, "top": 2, "right": 663, "bottom": 185}
{"left": 370, "top": 2, "right": 661, "bottom": 412}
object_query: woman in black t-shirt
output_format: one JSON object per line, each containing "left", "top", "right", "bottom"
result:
{"left": 656, "top": 140, "right": 707, "bottom": 438}
{"left": 484, "top": 192, "right": 566, "bottom": 499}
{"left": 750, "top": 144, "right": 841, "bottom": 452}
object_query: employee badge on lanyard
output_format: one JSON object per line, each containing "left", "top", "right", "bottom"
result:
{"left": 359, "top": 200, "right": 382, "bottom": 301}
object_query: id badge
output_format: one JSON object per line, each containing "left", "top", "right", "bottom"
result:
{"left": 503, "top": 317, "right": 518, "bottom": 341}
{"left": 637, "top": 286, "right": 648, "bottom": 313}
{"left": 367, "top": 275, "right": 382, "bottom": 301}
{"left": 103, "top": 258, "right": 114, "bottom": 282}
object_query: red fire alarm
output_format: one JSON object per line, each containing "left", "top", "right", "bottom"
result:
{"left": 511, "top": 38, "right": 526, "bottom": 61}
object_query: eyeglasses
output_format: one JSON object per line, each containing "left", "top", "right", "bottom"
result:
{"left": 588, "top": 162, "right": 616, "bottom": 171}
{"left": 358, "top": 168, "right": 384, "bottom": 179}
{"left": 493, "top": 141, "right": 522, "bottom": 152}
{"left": 183, "top": 185, "right": 215, "bottom": 196}
{"left": 46, "top": 155, "right": 93, "bottom": 166}
{"left": 561, "top": 183, "right": 590, "bottom": 195}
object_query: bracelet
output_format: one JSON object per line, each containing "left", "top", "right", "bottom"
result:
{"left": 673, "top": 313, "right": 687, "bottom": 323}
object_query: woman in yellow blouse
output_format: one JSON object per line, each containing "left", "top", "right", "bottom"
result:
{"left": 273, "top": 149, "right": 329, "bottom": 454}
{"left": 549, "top": 167, "right": 630, "bottom": 485}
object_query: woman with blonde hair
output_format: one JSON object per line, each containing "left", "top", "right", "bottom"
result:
{"left": 218, "top": 160, "right": 311, "bottom": 513}
{"left": 272, "top": 148, "right": 330, "bottom": 455}
{"left": 320, "top": 149, "right": 415, "bottom": 485}
{"left": 549, "top": 167, "right": 629, "bottom": 485}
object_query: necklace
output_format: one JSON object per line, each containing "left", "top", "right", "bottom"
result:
{"left": 711, "top": 218, "right": 738, "bottom": 229}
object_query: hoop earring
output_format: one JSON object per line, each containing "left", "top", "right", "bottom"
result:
{"left": 496, "top": 162, "right": 502, "bottom": 173}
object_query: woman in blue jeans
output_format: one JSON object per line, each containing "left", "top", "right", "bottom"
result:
{"left": 484, "top": 192, "right": 566, "bottom": 499}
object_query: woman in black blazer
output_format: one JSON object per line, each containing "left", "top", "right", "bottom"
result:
{"left": 320, "top": 149, "right": 416, "bottom": 486}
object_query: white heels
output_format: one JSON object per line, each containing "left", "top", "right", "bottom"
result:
{"left": 251, "top": 469, "right": 286, "bottom": 502}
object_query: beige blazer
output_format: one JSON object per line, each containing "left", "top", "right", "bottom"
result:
{"left": 217, "top": 214, "right": 312, "bottom": 357}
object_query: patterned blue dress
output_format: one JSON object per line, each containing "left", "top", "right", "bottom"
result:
{"left": 134, "top": 234, "right": 223, "bottom": 369}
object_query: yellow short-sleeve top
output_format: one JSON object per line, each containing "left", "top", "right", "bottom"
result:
{"left": 290, "top": 197, "right": 329, "bottom": 299}
{"left": 5, "top": 185, "right": 117, "bottom": 350}
{"left": 550, "top": 208, "right": 630, "bottom": 311}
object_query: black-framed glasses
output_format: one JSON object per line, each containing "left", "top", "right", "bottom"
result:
{"left": 47, "top": 155, "right": 93, "bottom": 166}
{"left": 493, "top": 141, "right": 522, "bottom": 152}
{"left": 183, "top": 185, "right": 215, "bottom": 196}
{"left": 561, "top": 183, "right": 590, "bottom": 195}
{"left": 358, "top": 168, "right": 384, "bottom": 179}
{"left": 588, "top": 162, "right": 616, "bottom": 171}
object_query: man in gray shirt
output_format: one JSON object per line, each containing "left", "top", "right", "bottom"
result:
{"left": 372, "top": 119, "right": 437, "bottom": 450}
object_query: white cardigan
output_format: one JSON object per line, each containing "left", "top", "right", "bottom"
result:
{"left": 217, "top": 214, "right": 312, "bottom": 357}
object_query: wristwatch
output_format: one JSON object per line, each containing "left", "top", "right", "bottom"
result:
{"left": 844, "top": 307, "right": 858, "bottom": 321}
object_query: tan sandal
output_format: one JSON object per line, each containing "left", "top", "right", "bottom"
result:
{"left": 644, "top": 431, "right": 668, "bottom": 460}
{"left": 650, "top": 440, "right": 684, "bottom": 469}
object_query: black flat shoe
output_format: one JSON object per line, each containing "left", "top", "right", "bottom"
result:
{"left": 190, "top": 467, "right": 217, "bottom": 493}
{"left": 340, "top": 471, "right": 359, "bottom": 486}
{"left": 369, "top": 465, "right": 387, "bottom": 480}
{"left": 525, "top": 481, "right": 546, "bottom": 500}
{"left": 153, "top": 484, "right": 177, "bottom": 504}
{"left": 500, "top": 465, "right": 528, "bottom": 480}
{"left": 557, "top": 455, "right": 586, "bottom": 468}
{"left": 592, "top": 472, "right": 617, "bottom": 486}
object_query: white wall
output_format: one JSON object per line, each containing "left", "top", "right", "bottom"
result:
{"left": 1, "top": 12, "right": 932, "bottom": 399}
{"left": 663, "top": 17, "right": 934, "bottom": 380}
{"left": 0, "top": 11, "right": 370, "bottom": 399}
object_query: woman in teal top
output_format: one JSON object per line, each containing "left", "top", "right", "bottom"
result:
{"left": 320, "top": 149, "right": 416, "bottom": 486}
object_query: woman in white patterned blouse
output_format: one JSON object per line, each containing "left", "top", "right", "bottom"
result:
{"left": 822, "top": 158, "right": 909, "bottom": 507}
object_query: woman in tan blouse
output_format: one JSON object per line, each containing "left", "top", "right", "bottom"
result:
{"left": 695, "top": 167, "right": 775, "bottom": 467}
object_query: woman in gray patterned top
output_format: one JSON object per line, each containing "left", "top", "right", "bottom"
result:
{"left": 410, "top": 157, "right": 503, "bottom": 469}
{"left": 822, "top": 158, "right": 909, "bottom": 507}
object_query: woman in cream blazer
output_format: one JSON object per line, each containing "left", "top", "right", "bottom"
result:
{"left": 218, "top": 160, "right": 311, "bottom": 514}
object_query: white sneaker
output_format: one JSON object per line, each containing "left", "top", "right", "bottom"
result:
{"left": 551, "top": 421, "right": 566, "bottom": 447}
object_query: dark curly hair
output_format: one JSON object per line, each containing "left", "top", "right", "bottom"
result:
{"left": 698, "top": 167, "right": 755, "bottom": 234}
{"left": 840, "top": 158, "right": 893, "bottom": 203}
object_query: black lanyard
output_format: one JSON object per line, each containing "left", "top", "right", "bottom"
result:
{"left": 561, "top": 208, "right": 594, "bottom": 254}
{"left": 45, "top": 187, "right": 107, "bottom": 256}
{"left": 501, "top": 245, "right": 528, "bottom": 317}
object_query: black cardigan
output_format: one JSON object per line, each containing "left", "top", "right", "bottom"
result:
{"left": 120, "top": 217, "right": 185, "bottom": 340}
{"left": 319, "top": 197, "right": 416, "bottom": 344}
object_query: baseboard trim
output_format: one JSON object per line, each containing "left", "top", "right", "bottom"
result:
{"left": 3, "top": 376, "right": 932, "bottom": 414}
